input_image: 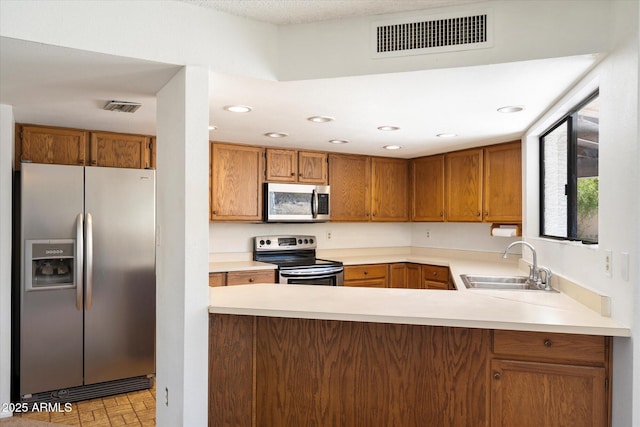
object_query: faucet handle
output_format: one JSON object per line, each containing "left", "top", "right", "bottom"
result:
{"left": 537, "top": 266, "right": 553, "bottom": 290}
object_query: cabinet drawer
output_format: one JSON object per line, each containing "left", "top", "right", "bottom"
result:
{"left": 493, "top": 330, "right": 607, "bottom": 364}
{"left": 226, "top": 270, "right": 276, "bottom": 286}
{"left": 209, "top": 273, "right": 226, "bottom": 287}
{"left": 423, "top": 280, "right": 450, "bottom": 290}
{"left": 344, "top": 264, "right": 388, "bottom": 280}
{"left": 421, "top": 265, "right": 449, "bottom": 283}
{"left": 344, "top": 278, "right": 387, "bottom": 288}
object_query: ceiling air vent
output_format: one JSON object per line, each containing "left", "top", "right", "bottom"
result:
{"left": 372, "top": 10, "right": 493, "bottom": 58}
{"left": 103, "top": 100, "right": 142, "bottom": 113}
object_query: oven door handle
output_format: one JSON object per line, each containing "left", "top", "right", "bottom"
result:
{"left": 280, "top": 266, "right": 344, "bottom": 277}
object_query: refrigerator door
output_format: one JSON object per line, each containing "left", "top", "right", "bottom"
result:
{"left": 20, "top": 163, "right": 84, "bottom": 395}
{"left": 83, "top": 167, "right": 156, "bottom": 384}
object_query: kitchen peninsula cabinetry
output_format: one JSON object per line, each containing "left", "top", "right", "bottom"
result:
{"left": 445, "top": 148, "right": 483, "bottom": 222}
{"left": 483, "top": 142, "right": 522, "bottom": 222}
{"left": 370, "top": 157, "right": 409, "bottom": 221}
{"left": 265, "top": 148, "right": 327, "bottom": 184}
{"left": 209, "top": 270, "right": 276, "bottom": 287}
{"left": 410, "top": 155, "right": 445, "bottom": 221}
{"left": 16, "top": 124, "right": 155, "bottom": 170}
{"left": 491, "top": 330, "right": 610, "bottom": 427}
{"left": 210, "top": 142, "right": 264, "bottom": 221}
{"left": 328, "top": 153, "right": 371, "bottom": 221}
{"left": 209, "top": 314, "right": 612, "bottom": 427}
{"left": 389, "top": 263, "right": 422, "bottom": 288}
{"left": 344, "top": 264, "right": 388, "bottom": 288}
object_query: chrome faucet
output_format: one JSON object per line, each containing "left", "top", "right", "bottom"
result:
{"left": 502, "top": 241, "right": 553, "bottom": 290}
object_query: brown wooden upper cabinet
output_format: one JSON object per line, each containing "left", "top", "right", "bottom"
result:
{"left": 412, "top": 141, "right": 521, "bottom": 223}
{"left": 210, "top": 142, "right": 264, "bottom": 221}
{"left": 371, "top": 157, "right": 409, "bottom": 222}
{"left": 89, "top": 131, "right": 152, "bottom": 169}
{"left": 445, "top": 147, "right": 484, "bottom": 222}
{"left": 16, "top": 124, "right": 154, "bottom": 170}
{"left": 410, "top": 154, "right": 445, "bottom": 221}
{"left": 328, "top": 153, "right": 371, "bottom": 221}
{"left": 265, "top": 148, "right": 327, "bottom": 184}
{"left": 483, "top": 141, "right": 522, "bottom": 222}
{"left": 18, "top": 124, "right": 88, "bottom": 168}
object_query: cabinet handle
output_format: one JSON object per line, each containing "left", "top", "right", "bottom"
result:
{"left": 439, "top": 211, "right": 443, "bottom": 217}
{"left": 476, "top": 212, "right": 481, "bottom": 216}
{"left": 291, "top": 172, "right": 295, "bottom": 176}
{"left": 249, "top": 278, "right": 254, "bottom": 282}
{"left": 363, "top": 271, "right": 368, "bottom": 275}
{"left": 212, "top": 210, "right": 218, "bottom": 215}
{"left": 433, "top": 271, "right": 437, "bottom": 276}
{"left": 485, "top": 211, "right": 489, "bottom": 216}
{"left": 544, "top": 339, "right": 553, "bottom": 347}
{"left": 493, "top": 372, "right": 501, "bottom": 380}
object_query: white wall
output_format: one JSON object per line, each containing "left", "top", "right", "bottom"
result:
{"left": 156, "top": 66, "right": 209, "bottom": 427}
{"left": 209, "top": 221, "right": 518, "bottom": 255}
{"left": 0, "top": 0, "right": 279, "bottom": 81}
{"left": 278, "top": 0, "right": 612, "bottom": 80}
{"left": 523, "top": 2, "right": 639, "bottom": 425}
{"left": 0, "top": 105, "right": 15, "bottom": 418}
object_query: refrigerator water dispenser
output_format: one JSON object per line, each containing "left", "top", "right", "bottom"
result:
{"left": 25, "top": 239, "right": 76, "bottom": 291}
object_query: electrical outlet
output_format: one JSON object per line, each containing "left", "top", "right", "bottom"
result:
{"left": 165, "top": 387, "right": 169, "bottom": 406}
{"left": 604, "top": 250, "right": 612, "bottom": 277}
{"left": 426, "top": 230, "right": 431, "bottom": 239}
{"left": 326, "top": 231, "right": 332, "bottom": 240}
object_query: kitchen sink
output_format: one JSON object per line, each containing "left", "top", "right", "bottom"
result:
{"left": 460, "top": 274, "right": 558, "bottom": 292}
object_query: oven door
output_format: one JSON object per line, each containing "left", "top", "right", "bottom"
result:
{"left": 279, "top": 266, "right": 344, "bottom": 286}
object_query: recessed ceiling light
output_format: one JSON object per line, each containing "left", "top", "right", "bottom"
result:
{"left": 383, "top": 145, "right": 402, "bottom": 150}
{"left": 223, "top": 105, "right": 253, "bottom": 113}
{"left": 329, "top": 139, "right": 349, "bottom": 144}
{"left": 208, "top": 125, "right": 217, "bottom": 130}
{"left": 437, "top": 133, "right": 457, "bottom": 138}
{"left": 497, "top": 105, "right": 524, "bottom": 113}
{"left": 264, "top": 132, "right": 288, "bottom": 138}
{"left": 308, "top": 116, "right": 334, "bottom": 123}
{"left": 378, "top": 126, "right": 400, "bottom": 131}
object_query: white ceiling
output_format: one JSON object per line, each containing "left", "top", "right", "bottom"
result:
{"left": 176, "top": 0, "right": 485, "bottom": 25}
{"left": 0, "top": 1, "right": 599, "bottom": 159}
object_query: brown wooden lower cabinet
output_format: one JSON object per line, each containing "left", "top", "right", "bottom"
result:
{"left": 343, "top": 264, "right": 388, "bottom": 288}
{"left": 209, "top": 315, "right": 612, "bottom": 427}
{"left": 208, "top": 270, "right": 276, "bottom": 287}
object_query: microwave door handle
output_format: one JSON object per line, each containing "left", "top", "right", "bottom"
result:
{"left": 312, "top": 189, "right": 318, "bottom": 218}
{"left": 75, "top": 213, "right": 84, "bottom": 311}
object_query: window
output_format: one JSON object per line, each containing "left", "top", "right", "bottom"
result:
{"left": 540, "top": 91, "right": 599, "bottom": 244}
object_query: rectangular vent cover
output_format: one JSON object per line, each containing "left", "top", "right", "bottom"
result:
{"left": 372, "top": 10, "right": 493, "bottom": 58}
{"left": 103, "top": 100, "right": 142, "bottom": 113}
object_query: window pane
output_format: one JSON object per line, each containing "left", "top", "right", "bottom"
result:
{"left": 542, "top": 122, "right": 568, "bottom": 238}
{"left": 576, "top": 96, "right": 599, "bottom": 242}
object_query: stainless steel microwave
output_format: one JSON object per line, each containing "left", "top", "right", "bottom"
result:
{"left": 264, "top": 183, "right": 330, "bottom": 222}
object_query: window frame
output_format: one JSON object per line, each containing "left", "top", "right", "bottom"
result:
{"left": 539, "top": 89, "right": 599, "bottom": 244}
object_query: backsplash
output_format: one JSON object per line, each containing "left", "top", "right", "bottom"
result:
{"left": 209, "top": 222, "right": 520, "bottom": 254}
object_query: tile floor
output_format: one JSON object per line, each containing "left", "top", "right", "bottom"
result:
{"left": 14, "top": 386, "right": 155, "bottom": 427}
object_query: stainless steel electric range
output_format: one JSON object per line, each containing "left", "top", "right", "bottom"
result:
{"left": 253, "top": 235, "right": 344, "bottom": 286}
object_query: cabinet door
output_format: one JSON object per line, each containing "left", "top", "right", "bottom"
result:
{"left": 371, "top": 157, "right": 409, "bottom": 222}
{"left": 90, "top": 131, "right": 151, "bottom": 169}
{"left": 344, "top": 264, "right": 388, "bottom": 288}
{"left": 445, "top": 148, "right": 483, "bottom": 222}
{"left": 19, "top": 125, "right": 88, "bottom": 167}
{"left": 328, "top": 154, "right": 371, "bottom": 221}
{"left": 298, "top": 151, "right": 327, "bottom": 184}
{"left": 389, "top": 263, "right": 408, "bottom": 288}
{"left": 265, "top": 148, "right": 297, "bottom": 182}
{"left": 210, "top": 143, "right": 264, "bottom": 221}
{"left": 483, "top": 142, "right": 522, "bottom": 222}
{"left": 411, "top": 155, "right": 445, "bottom": 221}
{"left": 209, "top": 273, "right": 226, "bottom": 287}
{"left": 491, "top": 359, "right": 607, "bottom": 427}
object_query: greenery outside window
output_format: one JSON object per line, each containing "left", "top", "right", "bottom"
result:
{"left": 540, "top": 91, "right": 599, "bottom": 244}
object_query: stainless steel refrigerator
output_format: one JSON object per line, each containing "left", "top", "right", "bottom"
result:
{"left": 15, "top": 163, "right": 155, "bottom": 403}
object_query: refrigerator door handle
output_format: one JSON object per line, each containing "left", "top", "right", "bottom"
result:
{"left": 85, "top": 212, "right": 93, "bottom": 311}
{"left": 75, "top": 213, "right": 84, "bottom": 311}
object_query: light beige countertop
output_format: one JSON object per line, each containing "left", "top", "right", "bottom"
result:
{"left": 208, "top": 247, "right": 630, "bottom": 337}
{"left": 208, "top": 260, "right": 276, "bottom": 273}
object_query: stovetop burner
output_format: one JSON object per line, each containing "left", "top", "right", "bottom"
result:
{"left": 253, "top": 235, "right": 343, "bottom": 269}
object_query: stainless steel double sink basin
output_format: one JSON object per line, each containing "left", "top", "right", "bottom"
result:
{"left": 460, "top": 274, "right": 558, "bottom": 292}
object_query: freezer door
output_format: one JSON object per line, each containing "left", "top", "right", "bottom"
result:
{"left": 84, "top": 167, "right": 156, "bottom": 384}
{"left": 19, "top": 163, "right": 84, "bottom": 395}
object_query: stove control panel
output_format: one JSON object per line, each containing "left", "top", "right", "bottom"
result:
{"left": 254, "top": 235, "right": 316, "bottom": 251}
